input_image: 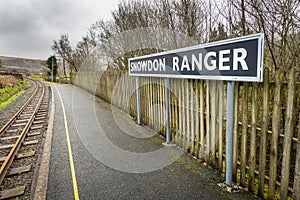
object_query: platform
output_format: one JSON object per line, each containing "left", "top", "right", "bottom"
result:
{"left": 43, "top": 84, "right": 258, "bottom": 199}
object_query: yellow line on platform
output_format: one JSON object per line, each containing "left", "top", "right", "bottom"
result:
{"left": 54, "top": 85, "right": 80, "bottom": 200}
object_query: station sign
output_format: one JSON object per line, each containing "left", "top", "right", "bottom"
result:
{"left": 129, "top": 33, "right": 264, "bottom": 82}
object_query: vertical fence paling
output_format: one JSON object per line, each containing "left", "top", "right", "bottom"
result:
{"left": 248, "top": 82, "right": 258, "bottom": 193}
{"left": 150, "top": 78, "right": 154, "bottom": 129}
{"left": 175, "top": 79, "right": 179, "bottom": 142}
{"left": 71, "top": 68, "right": 299, "bottom": 199}
{"left": 161, "top": 78, "right": 165, "bottom": 136}
{"left": 211, "top": 81, "right": 217, "bottom": 168}
{"left": 177, "top": 79, "right": 183, "bottom": 146}
{"left": 186, "top": 80, "right": 190, "bottom": 151}
{"left": 170, "top": 79, "right": 174, "bottom": 141}
{"left": 190, "top": 80, "right": 195, "bottom": 155}
{"left": 268, "top": 71, "right": 282, "bottom": 199}
{"left": 195, "top": 80, "right": 200, "bottom": 158}
{"left": 158, "top": 79, "right": 162, "bottom": 132}
{"left": 182, "top": 80, "right": 186, "bottom": 149}
{"left": 206, "top": 81, "right": 211, "bottom": 163}
{"left": 293, "top": 112, "right": 300, "bottom": 200}
{"left": 280, "top": 68, "right": 296, "bottom": 199}
{"left": 199, "top": 80, "right": 205, "bottom": 159}
{"left": 240, "top": 82, "right": 248, "bottom": 186}
{"left": 232, "top": 82, "right": 239, "bottom": 182}
{"left": 258, "top": 69, "right": 270, "bottom": 197}
{"left": 218, "top": 81, "right": 224, "bottom": 172}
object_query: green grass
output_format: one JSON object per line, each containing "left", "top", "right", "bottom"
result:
{"left": 0, "top": 90, "right": 25, "bottom": 110}
{"left": 30, "top": 74, "right": 47, "bottom": 81}
{"left": 47, "top": 81, "right": 59, "bottom": 84}
{"left": 0, "top": 80, "right": 30, "bottom": 110}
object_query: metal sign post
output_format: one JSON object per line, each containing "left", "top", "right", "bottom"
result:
{"left": 225, "top": 81, "right": 235, "bottom": 187}
{"left": 135, "top": 77, "right": 141, "bottom": 125}
{"left": 164, "top": 78, "right": 171, "bottom": 144}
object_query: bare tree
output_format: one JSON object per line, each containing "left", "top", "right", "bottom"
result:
{"left": 52, "top": 34, "right": 78, "bottom": 72}
{"left": 229, "top": 0, "right": 300, "bottom": 77}
{"left": 173, "top": 0, "right": 207, "bottom": 42}
{"left": 52, "top": 0, "right": 299, "bottom": 76}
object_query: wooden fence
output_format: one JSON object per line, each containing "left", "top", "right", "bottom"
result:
{"left": 71, "top": 68, "right": 300, "bottom": 199}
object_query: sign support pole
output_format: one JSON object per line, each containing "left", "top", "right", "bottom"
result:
{"left": 164, "top": 78, "right": 171, "bottom": 144}
{"left": 226, "top": 81, "right": 235, "bottom": 187}
{"left": 136, "top": 77, "right": 141, "bottom": 125}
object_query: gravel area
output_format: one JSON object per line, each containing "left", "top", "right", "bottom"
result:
{"left": 0, "top": 79, "right": 36, "bottom": 128}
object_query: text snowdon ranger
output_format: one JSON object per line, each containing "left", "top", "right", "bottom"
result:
{"left": 130, "top": 48, "right": 249, "bottom": 72}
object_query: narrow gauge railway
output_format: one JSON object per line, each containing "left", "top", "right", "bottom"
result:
{"left": 0, "top": 80, "right": 50, "bottom": 199}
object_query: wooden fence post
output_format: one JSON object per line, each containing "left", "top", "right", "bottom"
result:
{"left": 211, "top": 81, "right": 217, "bottom": 168}
{"left": 268, "top": 70, "right": 282, "bottom": 199}
{"left": 191, "top": 80, "right": 195, "bottom": 155}
{"left": 162, "top": 78, "right": 165, "bottom": 136}
{"left": 181, "top": 79, "right": 186, "bottom": 148}
{"left": 232, "top": 82, "right": 239, "bottom": 182}
{"left": 293, "top": 112, "right": 300, "bottom": 200}
{"left": 218, "top": 81, "right": 224, "bottom": 172}
{"left": 195, "top": 80, "right": 200, "bottom": 158}
{"left": 258, "top": 68, "right": 270, "bottom": 197}
{"left": 280, "top": 68, "right": 296, "bottom": 199}
{"left": 186, "top": 80, "right": 191, "bottom": 151}
{"left": 240, "top": 82, "right": 249, "bottom": 186}
{"left": 159, "top": 78, "right": 163, "bottom": 133}
{"left": 199, "top": 80, "right": 205, "bottom": 159}
{"left": 179, "top": 79, "right": 183, "bottom": 146}
{"left": 206, "top": 81, "right": 211, "bottom": 164}
{"left": 248, "top": 82, "right": 259, "bottom": 192}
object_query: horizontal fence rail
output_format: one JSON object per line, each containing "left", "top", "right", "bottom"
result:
{"left": 71, "top": 68, "right": 300, "bottom": 199}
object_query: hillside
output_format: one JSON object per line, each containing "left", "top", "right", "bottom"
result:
{"left": 0, "top": 56, "right": 48, "bottom": 74}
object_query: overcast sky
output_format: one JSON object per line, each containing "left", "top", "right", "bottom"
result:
{"left": 0, "top": 0, "right": 120, "bottom": 60}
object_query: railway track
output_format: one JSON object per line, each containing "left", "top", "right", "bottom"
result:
{"left": 0, "top": 80, "right": 50, "bottom": 199}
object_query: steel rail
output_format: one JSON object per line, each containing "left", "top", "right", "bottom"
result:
{"left": 0, "top": 80, "right": 39, "bottom": 135}
{"left": 0, "top": 81, "right": 45, "bottom": 185}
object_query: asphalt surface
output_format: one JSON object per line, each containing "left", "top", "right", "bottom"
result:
{"left": 47, "top": 84, "right": 258, "bottom": 200}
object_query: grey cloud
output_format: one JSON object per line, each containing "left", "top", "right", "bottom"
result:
{"left": 0, "top": 0, "right": 119, "bottom": 59}
{"left": 0, "top": 4, "right": 40, "bottom": 36}
{"left": 0, "top": 0, "right": 84, "bottom": 35}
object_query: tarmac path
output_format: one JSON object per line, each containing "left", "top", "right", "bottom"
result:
{"left": 46, "top": 84, "right": 258, "bottom": 200}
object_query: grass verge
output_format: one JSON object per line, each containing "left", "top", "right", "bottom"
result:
{"left": 0, "top": 80, "right": 30, "bottom": 110}
{"left": 0, "top": 90, "right": 26, "bottom": 110}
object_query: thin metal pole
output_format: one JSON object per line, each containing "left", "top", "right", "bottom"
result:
{"left": 51, "top": 56, "right": 54, "bottom": 82}
{"left": 136, "top": 77, "right": 141, "bottom": 125}
{"left": 165, "top": 78, "right": 170, "bottom": 144}
{"left": 226, "top": 81, "right": 235, "bottom": 187}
